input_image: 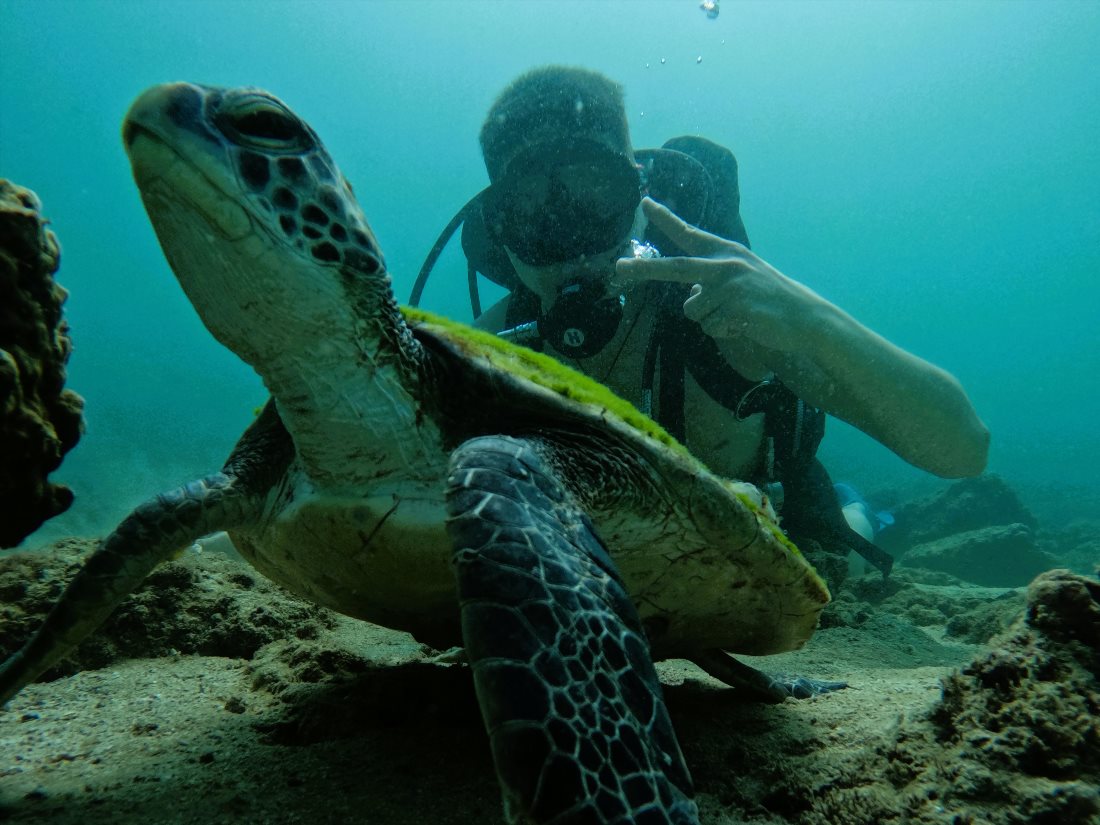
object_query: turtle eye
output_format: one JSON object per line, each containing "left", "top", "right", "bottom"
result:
{"left": 236, "top": 107, "right": 298, "bottom": 141}
{"left": 220, "top": 96, "right": 310, "bottom": 151}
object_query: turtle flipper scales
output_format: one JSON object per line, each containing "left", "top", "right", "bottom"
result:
{"left": 446, "top": 435, "right": 699, "bottom": 825}
{"left": 0, "top": 473, "right": 261, "bottom": 705}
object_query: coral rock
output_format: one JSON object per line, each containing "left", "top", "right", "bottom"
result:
{"left": 0, "top": 180, "right": 84, "bottom": 547}
{"left": 903, "top": 523, "right": 1056, "bottom": 587}
{"left": 883, "top": 474, "right": 1038, "bottom": 554}
{"left": 931, "top": 570, "right": 1100, "bottom": 796}
{"left": 1026, "top": 567, "right": 1100, "bottom": 650}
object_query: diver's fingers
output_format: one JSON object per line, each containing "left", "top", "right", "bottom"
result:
{"left": 640, "top": 197, "right": 737, "bottom": 258}
{"left": 615, "top": 254, "right": 737, "bottom": 285}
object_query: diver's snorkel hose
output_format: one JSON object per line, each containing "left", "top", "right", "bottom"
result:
{"left": 496, "top": 320, "right": 540, "bottom": 346}
{"left": 408, "top": 190, "right": 487, "bottom": 314}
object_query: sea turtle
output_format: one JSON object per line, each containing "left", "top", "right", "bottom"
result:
{"left": 0, "top": 83, "right": 839, "bottom": 824}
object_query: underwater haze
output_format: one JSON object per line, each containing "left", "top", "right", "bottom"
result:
{"left": 1, "top": 0, "right": 1098, "bottom": 542}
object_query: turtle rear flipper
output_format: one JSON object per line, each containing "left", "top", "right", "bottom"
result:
{"left": 0, "top": 473, "right": 262, "bottom": 705}
{"left": 690, "top": 649, "right": 848, "bottom": 703}
{"left": 446, "top": 435, "right": 699, "bottom": 824}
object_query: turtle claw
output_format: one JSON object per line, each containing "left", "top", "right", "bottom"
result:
{"left": 690, "top": 649, "right": 847, "bottom": 704}
{"left": 426, "top": 646, "right": 467, "bottom": 665}
{"left": 767, "top": 674, "right": 848, "bottom": 700}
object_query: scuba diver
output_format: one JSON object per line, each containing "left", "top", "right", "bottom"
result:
{"left": 412, "top": 65, "right": 990, "bottom": 579}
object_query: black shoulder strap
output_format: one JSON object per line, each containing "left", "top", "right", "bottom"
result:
{"left": 643, "top": 284, "right": 757, "bottom": 444}
{"left": 644, "top": 285, "right": 826, "bottom": 484}
{"left": 459, "top": 190, "right": 521, "bottom": 293}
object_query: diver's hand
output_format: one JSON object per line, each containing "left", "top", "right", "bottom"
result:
{"left": 617, "top": 201, "right": 990, "bottom": 478}
{"left": 615, "top": 197, "right": 819, "bottom": 352}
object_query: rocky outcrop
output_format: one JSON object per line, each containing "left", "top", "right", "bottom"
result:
{"left": 1038, "top": 517, "right": 1100, "bottom": 577}
{"left": 925, "top": 570, "right": 1100, "bottom": 820}
{"left": 0, "top": 539, "right": 339, "bottom": 679}
{"left": 882, "top": 474, "right": 1038, "bottom": 551}
{"left": 902, "top": 523, "right": 1057, "bottom": 587}
{"left": 810, "top": 569, "right": 1100, "bottom": 824}
{"left": 0, "top": 180, "right": 84, "bottom": 547}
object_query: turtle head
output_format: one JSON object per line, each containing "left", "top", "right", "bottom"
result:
{"left": 124, "top": 82, "right": 434, "bottom": 482}
{"left": 123, "top": 83, "right": 396, "bottom": 374}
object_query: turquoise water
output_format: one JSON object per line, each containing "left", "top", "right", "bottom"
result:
{"left": 1, "top": 0, "right": 1097, "bottom": 541}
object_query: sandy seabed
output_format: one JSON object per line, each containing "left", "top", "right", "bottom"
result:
{"left": 0, "top": 540, "right": 1097, "bottom": 825}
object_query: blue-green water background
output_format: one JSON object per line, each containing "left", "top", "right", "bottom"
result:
{"left": 1, "top": 0, "right": 1097, "bottom": 543}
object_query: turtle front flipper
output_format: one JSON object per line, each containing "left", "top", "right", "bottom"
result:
{"left": 0, "top": 473, "right": 263, "bottom": 706}
{"left": 446, "top": 435, "right": 699, "bottom": 825}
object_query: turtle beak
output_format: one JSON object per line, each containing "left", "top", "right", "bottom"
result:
{"left": 123, "top": 83, "right": 182, "bottom": 149}
{"left": 122, "top": 82, "right": 218, "bottom": 153}
{"left": 124, "top": 82, "right": 253, "bottom": 242}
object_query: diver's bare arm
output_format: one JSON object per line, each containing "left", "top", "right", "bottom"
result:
{"left": 737, "top": 299, "right": 990, "bottom": 478}
{"left": 618, "top": 198, "right": 989, "bottom": 478}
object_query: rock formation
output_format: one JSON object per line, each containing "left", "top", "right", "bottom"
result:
{"left": 0, "top": 180, "right": 84, "bottom": 547}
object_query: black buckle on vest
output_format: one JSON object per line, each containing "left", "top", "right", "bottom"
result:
{"left": 734, "top": 378, "right": 779, "bottom": 421}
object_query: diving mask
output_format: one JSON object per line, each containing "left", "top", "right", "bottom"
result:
{"left": 481, "top": 137, "right": 643, "bottom": 267}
